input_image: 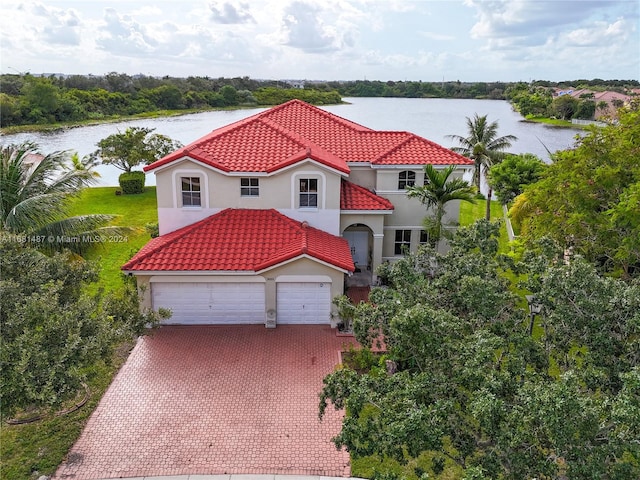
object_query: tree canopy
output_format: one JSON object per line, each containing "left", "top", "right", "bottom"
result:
{"left": 512, "top": 100, "right": 640, "bottom": 277}
{"left": 0, "top": 242, "right": 170, "bottom": 419}
{"left": 487, "top": 153, "right": 546, "bottom": 205}
{"left": 94, "top": 127, "right": 182, "bottom": 173}
{"left": 320, "top": 221, "right": 640, "bottom": 478}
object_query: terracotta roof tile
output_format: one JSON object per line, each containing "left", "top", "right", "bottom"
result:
{"left": 341, "top": 180, "right": 394, "bottom": 211}
{"left": 145, "top": 99, "right": 472, "bottom": 173}
{"left": 122, "top": 209, "right": 355, "bottom": 273}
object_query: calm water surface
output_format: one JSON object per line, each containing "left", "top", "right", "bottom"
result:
{"left": 1, "top": 97, "right": 582, "bottom": 186}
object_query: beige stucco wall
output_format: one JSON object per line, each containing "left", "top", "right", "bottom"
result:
{"left": 347, "top": 165, "right": 376, "bottom": 191}
{"left": 373, "top": 167, "right": 467, "bottom": 260}
{"left": 152, "top": 158, "right": 345, "bottom": 234}
{"left": 153, "top": 158, "right": 344, "bottom": 210}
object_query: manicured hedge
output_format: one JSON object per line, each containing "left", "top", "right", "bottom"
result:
{"left": 118, "top": 171, "right": 145, "bottom": 194}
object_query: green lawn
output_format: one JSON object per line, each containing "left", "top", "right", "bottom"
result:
{"left": 459, "top": 198, "right": 511, "bottom": 253}
{"left": 66, "top": 186, "right": 158, "bottom": 291}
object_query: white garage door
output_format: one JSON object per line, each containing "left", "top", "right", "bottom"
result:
{"left": 152, "top": 282, "right": 265, "bottom": 325}
{"left": 276, "top": 282, "right": 331, "bottom": 324}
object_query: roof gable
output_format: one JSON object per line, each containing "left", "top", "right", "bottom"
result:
{"left": 145, "top": 99, "right": 472, "bottom": 174}
{"left": 122, "top": 209, "right": 354, "bottom": 273}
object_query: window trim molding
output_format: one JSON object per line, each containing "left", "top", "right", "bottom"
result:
{"left": 173, "top": 170, "right": 209, "bottom": 209}
{"left": 291, "top": 171, "right": 326, "bottom": 210}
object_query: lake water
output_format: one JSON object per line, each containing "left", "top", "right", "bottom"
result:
{"left": 1, "top": 97, "right": 582, "bottom": 186}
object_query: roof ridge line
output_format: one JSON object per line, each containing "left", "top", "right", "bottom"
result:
{"left": 372, "top": 133, "right": 415, "bottom": 164}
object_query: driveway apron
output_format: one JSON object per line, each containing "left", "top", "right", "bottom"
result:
{"left": 54, "top": 325, "right": 356, "bottom": 479}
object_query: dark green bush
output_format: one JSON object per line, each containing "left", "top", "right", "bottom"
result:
{"left": 118, "top": 171, "right": 145, "bottom": 194}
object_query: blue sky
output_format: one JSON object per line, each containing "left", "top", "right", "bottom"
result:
{"left": 1, "top": 0, "right": 638, "bottom": 81}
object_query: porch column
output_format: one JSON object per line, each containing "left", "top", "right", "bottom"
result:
{"left": 372, "top": 233, "right": 385, "bottom": 283}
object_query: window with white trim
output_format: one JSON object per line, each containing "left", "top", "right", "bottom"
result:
{"left": 299, "top": 178, "right": 318, "bottom": 207}
{"left": 181, "top": 177, "right": 201, "bottom": 207}
{"left": 240, "top": 177, "right": 259, "bottom": 197}
{"left": 420, "top": 230, "right": 430, "bottom": 245}
{"left": 394, "top": 229, "right": 411, "bottom": 255}
{"left": 398, "top": 171, "right": 415, "bottom": 189}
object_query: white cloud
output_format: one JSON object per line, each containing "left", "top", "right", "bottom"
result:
{"left": 281, "top": 1, "right": 348, "bottom": 52}
{"left": 209, "top": 1, "right": 255, "bottom": 24}
{"left": 29, "top": 2, "right": 82, "bottom": 46}
{"left": 96, "top": 8, "right": 158, "bottom": 55}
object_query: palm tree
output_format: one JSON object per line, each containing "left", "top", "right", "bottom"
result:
{"left": 407, "top": 164, "right": 475, "bottom": 249}
{"left": 0, "top": 142, "right": 118, "bottom": 252}
{"left": 447, "top": 114, "right": 517, "bottom": 220}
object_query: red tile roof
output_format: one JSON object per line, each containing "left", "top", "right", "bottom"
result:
{"left": 341, "top": 180, "right": 394, "bottom": 211}
{"left": 122, "top": 209, "right": 355, "bottom": 273}
{"left": 145, "top": 100, "right": 472, "bottom": 173}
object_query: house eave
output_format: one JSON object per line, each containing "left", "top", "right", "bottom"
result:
{"left": 340, "top": 209, "right": 394, "bottom": 215}
{"left": 256, "top": 254, "right": 352, "bottom": 275}
{"left": 122, "top": 269, "right": 259, "bottom": 276}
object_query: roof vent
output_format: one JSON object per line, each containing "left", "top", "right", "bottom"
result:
{"left": 301, "top": 221, "right": 309, "bottom": 228}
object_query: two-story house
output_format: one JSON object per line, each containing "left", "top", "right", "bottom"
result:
{"left": 122, "top": 100, "right": 472, "bottom": 326}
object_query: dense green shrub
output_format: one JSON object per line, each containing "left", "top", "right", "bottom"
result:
{"left": 118, "top": 170, "right": 145, "bottom": 194}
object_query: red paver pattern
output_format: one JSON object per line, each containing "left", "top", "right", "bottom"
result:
{"left": 54, "top": 325, "right": 356, "bottom": 480}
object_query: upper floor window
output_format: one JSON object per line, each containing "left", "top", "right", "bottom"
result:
{"left": 398, "top": 171, "right": 415, "bottom": 189}
{"left": 181, "top": 177, "right": 201, "bottom": 207}
{"left": 394, "top": 229, "right": 411, "bottom": 255}
{"left": 241, "top": 177, "right": 259, "bottom": 197}
{"left": 299, "top": 178, "right": 318, "bottom": 208}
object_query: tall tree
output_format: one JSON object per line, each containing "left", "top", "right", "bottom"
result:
{"left": 448, "top": 114, "right": 517, "bottom": 220}
{"left": 94, "top": 127, "right": 182, "bottom": 173}
{"left": 406, "top": 164, "right": 475, "bottom": 248}
{"left": 0, "top": 142, "right": 118, "bottom": 252}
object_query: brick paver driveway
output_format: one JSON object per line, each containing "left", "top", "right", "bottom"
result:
{"left": 55, "top": 325, "right": 356, "bottom": 479}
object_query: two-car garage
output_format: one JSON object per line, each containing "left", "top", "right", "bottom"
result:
{"left": 151, "top": 279, "right": 332, "bottom": 325}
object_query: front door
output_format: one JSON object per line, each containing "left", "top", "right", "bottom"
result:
{"left": 343, "top": 231, "right": 368, "bottom": 268}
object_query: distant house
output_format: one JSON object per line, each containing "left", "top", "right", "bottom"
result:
{"left": 554, "top": 87, "right": 631, "bottom": 119}
{"left": 122, "top": 100, "right": 472, "bottom": 326}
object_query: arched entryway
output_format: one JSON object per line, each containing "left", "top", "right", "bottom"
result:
{"left": 343, "top": 223, "right": 373, "bottom": 288}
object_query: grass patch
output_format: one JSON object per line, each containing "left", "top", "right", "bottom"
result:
{"left": 67, "top": 186, "right": 158, "bottom": 291}
{"left": 522, "top": 115, "right": 585, "bottom": 128}
{"left": 459, "top": 199, "right": 511, "bottom": 253}
{"left": 0, "top": 342, "right": 134, "bottom": 480}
